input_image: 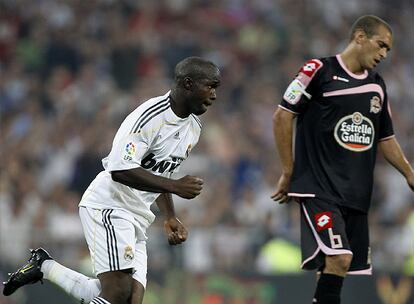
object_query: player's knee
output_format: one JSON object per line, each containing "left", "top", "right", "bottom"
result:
{"left": 99, "top": 270, "right": 134, "bottom": 304}
{"left": 337, "top": 254, "right": 352, "bottom": 271}
{"left": 106, "top": 284, "right": 132, "bottom": 303}
{"left": 325, "top": 254, "right": 352, "bottom": 274}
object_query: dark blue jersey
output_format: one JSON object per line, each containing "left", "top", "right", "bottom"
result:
{"left": 280, "top": 55, "right": 394, "bottom": 212}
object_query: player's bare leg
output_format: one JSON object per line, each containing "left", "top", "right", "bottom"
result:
{"left": 129, "top": 280, "right": 145, "bottom": 304}
{"left": 97, "top": 270, "right": 134, "bottom": 304}
{"left": 324, "top": 254, "right": 352, "bottom": 276}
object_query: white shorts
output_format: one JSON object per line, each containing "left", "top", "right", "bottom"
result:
{"left": 79, "top": 206, "right": 148, "bottom": 288}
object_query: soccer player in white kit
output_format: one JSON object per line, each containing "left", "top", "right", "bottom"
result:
{"left": 3, "top": 57, "right": 221, "bottom": 304}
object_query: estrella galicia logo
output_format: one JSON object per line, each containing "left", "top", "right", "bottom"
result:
{"left": 334, "top": 112, "right": 375, "bottom": 152}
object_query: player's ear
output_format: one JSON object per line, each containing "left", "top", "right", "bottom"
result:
{"left": 354, "top": 29, "right": 367, "bottom": 44}
{"left": 183, "top": 77, "right": 193, "bottom": 90}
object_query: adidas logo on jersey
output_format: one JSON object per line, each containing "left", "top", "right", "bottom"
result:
{"left": 141, "top": 153, "right": 183, "bottom": 173}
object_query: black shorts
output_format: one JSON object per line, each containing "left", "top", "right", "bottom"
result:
{"left": 300, "top": 198, "right": 372, "bottom": 274}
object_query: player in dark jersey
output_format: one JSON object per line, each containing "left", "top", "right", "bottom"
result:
{"left": 272, "top": 15, "right": 414, "bottom": 304}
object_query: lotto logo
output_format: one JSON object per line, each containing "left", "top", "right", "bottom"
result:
{"left": 315, "top": 212, "right": 332, "bottom": 231}
{"left": 300, "top": 59, "right": 322, "bottom": 77}
{"left": 303, "top": 63, "right": 316, "bottom": 71}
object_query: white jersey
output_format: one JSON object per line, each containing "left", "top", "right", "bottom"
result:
{"left": 79, "top": 91, "right": 202, "bottom": 227}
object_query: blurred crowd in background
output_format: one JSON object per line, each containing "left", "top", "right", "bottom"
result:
{"left": 1, "top": 0, "right": 414, "bottom": 300}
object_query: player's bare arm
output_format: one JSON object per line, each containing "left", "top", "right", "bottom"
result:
{"left": 271, "top": 107, "right": 296, "bottom": 204}
{"left": 111, "top": 168, "right": 203, "bottom": 199}
{"left": 155, "top": 193, "right": 188, "bottom": 245}
{"left": 379, "top": 137, "right": 414, "bottom": 191}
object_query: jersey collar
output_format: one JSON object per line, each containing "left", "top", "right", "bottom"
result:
{"left": 336, "top": 54, "right": 368, "bottom": 80}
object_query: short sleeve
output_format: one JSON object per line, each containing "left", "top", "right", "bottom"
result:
{"left": 103, "top": 127, "right": 153, "bottom": 172}
{"left": 378, "top": 88, "right": 394, "bottom": 141}
{"left": 280, "top": 59, "right": 324, "bottom": 114}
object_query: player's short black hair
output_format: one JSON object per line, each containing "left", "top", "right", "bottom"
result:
{"left": 174, "top": 57, "right": 218, "bottom": 82}
{"left": 349, "top": 15, "right": 392, "bottom": 41}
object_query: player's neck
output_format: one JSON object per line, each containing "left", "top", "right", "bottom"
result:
{"left": 339, "top": 47, "right": 365, "bottom": 75}
{"left": 169, "top": 92, "right": 190, "bottom": 118}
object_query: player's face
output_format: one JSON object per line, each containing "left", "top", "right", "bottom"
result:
{"left": 360, "top": 25, "right": 392, "bottom": 70}
{"left": 190, "top": 69, "right": 221, "bottom": 115}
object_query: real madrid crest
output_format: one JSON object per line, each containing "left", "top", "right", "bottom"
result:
{"left": 124, "top": 245, "right": 134, "bottom": 261}
{"left": 185, "top": 144, "right": 192, "bottom": 158}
